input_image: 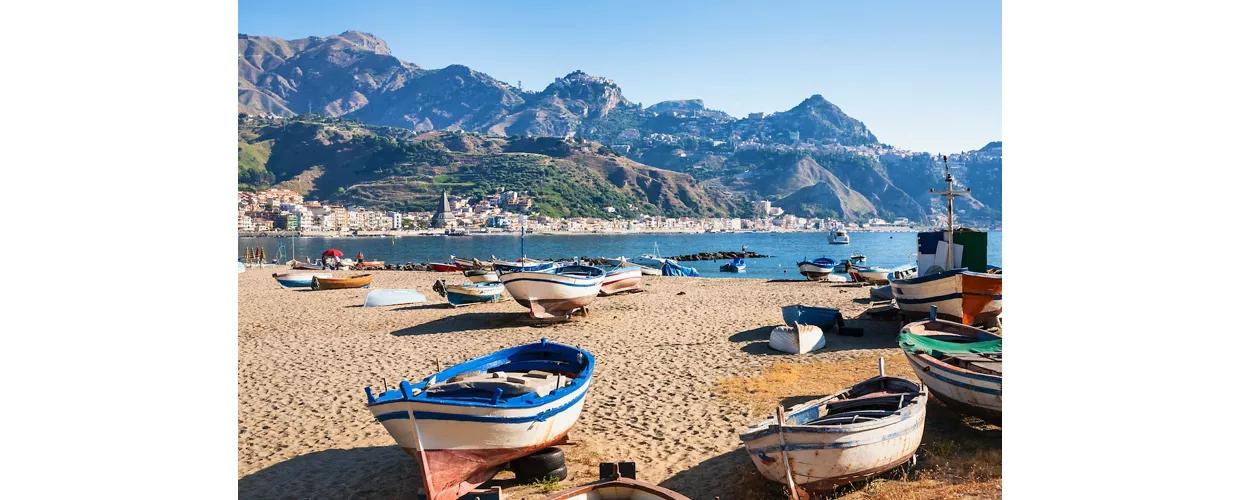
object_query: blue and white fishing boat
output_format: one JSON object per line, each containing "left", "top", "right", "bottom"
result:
{"left": 739, "top": 360, "right": 926, "bottom": 491}
{"left": 363, "top": 289, "right": 427, "bottom": 307}
{"left": 499, "top": 264, "right": 605, "bottom": 318}
{"left": 432, "top": 280, "right": 505, "bottom": 307}
{"left": 899, "top": 319, "right": 1001, "bottom": 423}
{"left": 271, "top": 271, "right": 332, "bottom": 288}
{"left": 720, "top": 258, "right": 746, "bottom": 273}
{"left": 365, "top": 339, "right": 595, "bottom": 500}
{"left": 491, "top": 258, "right": 557, "bottom": 274}
{"left": 796, "top": 257, "right": 837, "bottom": 280}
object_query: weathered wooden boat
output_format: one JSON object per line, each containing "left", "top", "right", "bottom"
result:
{"left": 500, "top": 264, "right": 604, "bottom": 318}
{"left": 492, "top": 258, "right": 556, "bottom": 274}
{"left": 364, "top": 289, "right": 427, "bottom": 307}
{"left": 596, "top": 264, "right": 642, "bottom": 295}
{"left": 427, "top": 262, "right": 463, "bottom": 273}
{"left": 899, "top": 319, "right": 1001, "bottom": 423}
{"left": 720, "top": 258, "right": 746, "bottom": 273}
{"left": 886, "top": 264, "right": 916, "bottom": 282}
{"left": 454, "top": 257, "right": 490, "bottom": 271}
{"left": 769, "top": 323, "right": 825, "bottom": 354}
{"left": 796, "top": 257, "right": 837, "bottom": 280}
{"left": 542, "top": 463, "right": 690, "bottom": 500}
{"left": 739, "top": 362, "right": 927, "bottom": 491}
{"left": 781, "top": 305, "right": 843, "bottom": 332}
{"left": 310, "top": 274, "right": 374, "bottom": 290}
{"left": 365, "top": 340, "right": 594, "bottom": 500}
{"left": 891, "top": 269, "right": 1002, "bottom": 325}
{"left": 272, "top": 271, "right": 333, "bottom": 288}
{"left": 291, "top": 261, "right": 324, "bottom": 270}
{"left": 464, "top": 269, "right": 500, "bottom": 283}
{"left": 432, "top": 279, "right": 506, "bottom": 307}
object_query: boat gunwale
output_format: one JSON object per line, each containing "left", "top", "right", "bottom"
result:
{"left": 739, "top": 376, "right": 925, "bottom": 441}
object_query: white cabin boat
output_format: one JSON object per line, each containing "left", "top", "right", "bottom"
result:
{"left": 828, "top": 228, "right": 850, "bottom": 245}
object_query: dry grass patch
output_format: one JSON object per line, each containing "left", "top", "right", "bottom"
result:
{"left": 714, "top": 351, "right": 1001, "bottom": 499}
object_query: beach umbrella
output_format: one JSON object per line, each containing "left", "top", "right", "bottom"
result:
{"left": 322, "top": 249, "right": 343, "bottom": 258}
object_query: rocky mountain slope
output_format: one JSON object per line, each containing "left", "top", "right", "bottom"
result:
{"left": 238, "top": 31, "right": 1000, "bottom": 223}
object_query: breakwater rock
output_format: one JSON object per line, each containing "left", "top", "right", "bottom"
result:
{"left": 668, "top": 251, "right": 769, "bottom": 262}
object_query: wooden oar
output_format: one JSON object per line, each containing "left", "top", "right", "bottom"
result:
{"left": 775, "top": 405, "right": 799, "bottom": 500}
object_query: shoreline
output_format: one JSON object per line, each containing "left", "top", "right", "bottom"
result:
{"left": 238, "top": 227, "right": 993, "bottom": 238}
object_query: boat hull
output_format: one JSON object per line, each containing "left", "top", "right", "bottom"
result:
{"left": 364, "top": 289, "right": 426, "bottom": 307}
{"left": 740, "top": 379, "right": 926, "bottom": 491}
{"left": 311, "top": 274, "right": 374, "bottom": 290}
{"left": 428, "top": 263, "right": 463, "bottom": 273}
{"left": 464, "top": 270, "right": 500, "bottom": 283}
{"left": 900, "top": 320, "right": 1002, "bottom": 423}
{"left": 444, "top": 283, "right": 505, "bottom": 307}
{"left": 891, "top": 270, "right": 1002, "bottom": 325}
{"left": 273, "top": 272, "right": 332, "bottom": 288}
{"left": 599, "top": 266, "right": 642, "bottom": 295}
{"left": 500, "top": 267, "right": 603, "bottom": 318}
{"left": 796, "top": 262, "right": 834, "bottom": 280}
{"left": 543, "top": 477, "right": 691, "bottom": 500}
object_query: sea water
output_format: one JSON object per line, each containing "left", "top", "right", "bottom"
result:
{"left": 239, "top": 231, "right": 1002, "bottom": 281}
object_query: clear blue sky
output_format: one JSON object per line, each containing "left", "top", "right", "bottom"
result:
{"left": 239, "top": 0, "right": 999, "bottom": 153}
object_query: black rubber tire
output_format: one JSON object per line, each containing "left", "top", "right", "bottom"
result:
{"left": 517, "top": 465, "right": 568, "bottom": 484}
{"left": 510, "top": 447, "right": 565, "bottom": 477}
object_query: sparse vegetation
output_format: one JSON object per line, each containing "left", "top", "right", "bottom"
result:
{"left": 529, "top": 475, "right": 563, "bottom": 493}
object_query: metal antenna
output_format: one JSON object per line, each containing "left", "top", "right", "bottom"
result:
{"left": 930, "top": 155, "right": 970, "bottom": 270}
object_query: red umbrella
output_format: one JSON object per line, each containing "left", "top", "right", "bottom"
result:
{"left": 322, "top": 249, "right": 343, "bottom": 258}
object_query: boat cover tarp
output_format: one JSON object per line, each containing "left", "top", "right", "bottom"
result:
{"left": 661, "top": 261, "right": 700, "bottom": 276}
{"left": 898, "top": 332, "right": 1002, "bottom": 355}
{"left": 917, "top": 231, "right": 989, "bottom": 272}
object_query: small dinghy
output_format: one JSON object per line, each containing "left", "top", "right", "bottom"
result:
{"left": 720, "top": 258, "right": 746, "bottom": 273}
{"left": 899, "top": 319, "right": 1001, "bottom": 423}
{"left": 796, "top": 257, "right": 836, "bottom": 280}
{"left": 432, "top": 279, "right": 505, "bottom": 307}
{"left": 596, "top": 264, "right": 642, "bottom": 295}
{"left": 427, "top": 262, "right": 463, "bottom": 273}
{"left": 464, "top": 269, "right": 500, "bottom": 283}
{"left": 781, "top": 305, "right": 843, "bottom": 332}
{"left": 310, "top": 274, "right": 374, "bottom": 290}
{"left": 769, "top": 323, "right": 825, "bottom": 354}
{"left": 363, "top": 289, "right": 426, "bottom": 307}
{"left": 542, "top": 462, "right": 690, "bottom": 500}
{"left": 739, "top": 360, "right": 927, "bottom": 491}
{"left": 365, "top": 339, "right": 594, "bottom": 500}
{"left": 272, "top": 271, "right": 332, "bottom": 288}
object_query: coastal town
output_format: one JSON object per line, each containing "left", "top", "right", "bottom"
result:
{"left": 237, "top": 187, "right": 962, "bottom": 237}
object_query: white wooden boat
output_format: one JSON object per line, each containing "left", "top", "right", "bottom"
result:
{"left": 363, "top": 289, "right": 427, "bottom": 307}
{"left": 597, "top": 264, "right": 642, "bottom": 295}
{"left": 899, "top": 319, "right": 1001, "bottom": 423}
{"left": 796, "top": 257, "right": 836, "bottom": 280}
{"left": 272, "top": 271, "right": 332, "bottom": 288}
{"left": 499, "top": 264, "right": 605, "bottom": 318}
{"left": 739, "top": 362, "right": 926, "bottom": 491}
{"left": 769, "top": 323, "right": 825, "bottom": 354}
{"left": 464, "top": 269, "right": 500, "bottom": 283}
{"left": 891, "top": 269, "right": 1002, "bottom": 325}
{"left": 365, "top": 340, "right": 594, "bottom": 500}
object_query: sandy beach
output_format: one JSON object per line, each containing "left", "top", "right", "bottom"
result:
{"left": 238, "top": 268, "right": 1000, "bottom": 499}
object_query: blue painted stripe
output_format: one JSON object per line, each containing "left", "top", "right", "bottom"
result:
{"left": 740, "top": 405, "right": 917, "bottom": 441}
{"left": 374, "top": 384, "right": 588, "bottom": 424}
{"left": 902, "top": 353, "right": 1002, "bottom": 383}
{"left": 917, "top": 365, "right": 1002, "bottom": 395}
{"left": 896, "top": 292, "right": 1002, "bottom": 305}
{"left": 744, "top": 418, "right": 922, "bottom": 455}
{"left": 501, "top": 277, "right": 601, "bottom": 287}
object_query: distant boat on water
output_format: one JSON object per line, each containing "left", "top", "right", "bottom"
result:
{"left": 828, "top": 228, "right": 850, "bottom": 245}
{"left": 364, "top": 340, "right": 594, "bottom": 500}
{"left": 720, "top": 258, "right": 746, "bottom": 273}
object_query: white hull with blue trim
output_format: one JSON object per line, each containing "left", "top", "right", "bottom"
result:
{"left": 499, "top": 265, "right": 604, "bottom": 318}
{"left": 365, "top": 340, "right": 594, "bottom": 500}
{"left": 433, "top": 280, "right": 506, "bottom": 307}
{"left": 891, "top": 269, "right": 1002, "bottom": 325}
{"left": 899, "top": 320, "right": 1002, "bottom": 423}
{"left": 272, "top": 271, "right": 333, "bottom": 288}
{"left": 739, "top": 371, "right": 926, "bottom": 490}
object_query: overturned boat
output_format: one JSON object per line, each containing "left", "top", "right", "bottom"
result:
{"left": 739, "top": 362, "right": 926, "bottom": 491}
{"left": 899, "top": 319, "right": 1002, "bottom": 423}
{"left": 769, "top": 323, "right": 825, "bottom": 354}
{"left": 499, "top": 264, "right": 604, "bottom": 318}
{"left": 365, "top": 340, "right": 595, "bottom": 500}
{"left": 781, "top": 305, "right": 843, "bottom": 332}
{"left": 363, "top": 289, "right": 427, "bottom": 307}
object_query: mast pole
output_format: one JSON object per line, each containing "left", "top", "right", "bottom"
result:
{"left": 930, "top": 154, "right": 970, "bottom": 270}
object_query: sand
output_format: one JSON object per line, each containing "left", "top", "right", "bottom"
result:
{"left": 238, "top": 268, "right": 934, "bottom": 498}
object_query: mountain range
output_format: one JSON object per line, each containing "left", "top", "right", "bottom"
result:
{"left": 239, "top": 31, "right": 1000, "bottom": 223}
